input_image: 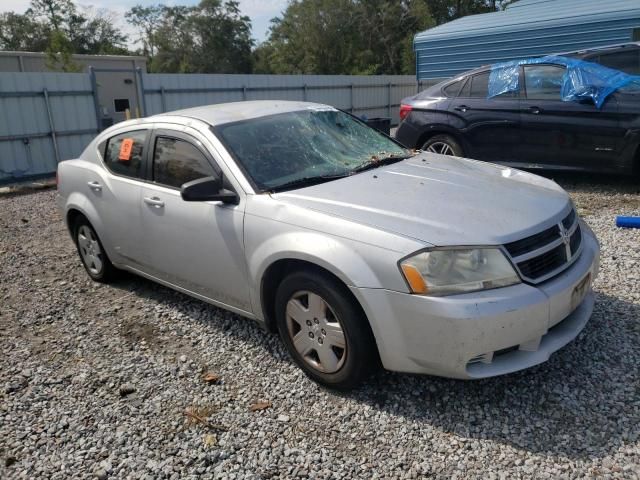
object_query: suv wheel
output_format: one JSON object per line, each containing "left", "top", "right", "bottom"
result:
{"left": 422, "top": 134, "right": 464, "bottom": 157}
{"left": 74, "top": 217, "right": 118, "bottom": 283}
{"left": 275, "top": 270, "right": 376, "bottom": 390}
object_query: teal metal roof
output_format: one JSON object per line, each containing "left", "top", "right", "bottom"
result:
{"left": 414, "top": 0, "right": 640, "bottom": 80}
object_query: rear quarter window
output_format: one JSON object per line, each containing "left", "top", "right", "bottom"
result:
{"left": 103, "top": 130, "right": 148, "bottom": 179}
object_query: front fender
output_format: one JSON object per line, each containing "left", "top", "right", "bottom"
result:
{"left": 245, "top": 214, "right": 412, "bottom": 322}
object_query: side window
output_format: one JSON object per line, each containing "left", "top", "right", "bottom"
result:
{"left": 469, "top": 72, "right": 490, "bottom": 98}
{"left": 442, "top": 79, "right": 464, "bottom": 97}
{"left": 104, "top": 130, "right": 147, "bottom": 179}
{"left": 596, "top": 51, "right": 640, "bottom": 75}
{"left": 153, "top": 136, "right": 215, "bottom": 189}
{"left": 524, "top": 65, "right": 565, "bottom": 100}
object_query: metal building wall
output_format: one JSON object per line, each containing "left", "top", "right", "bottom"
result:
{"left": 414, "top": 0, "right": 640, "bottom": 81}
{"left": 0, "top": 72, "right": 98, "bottom": 183}
{"left": 142, "top": 74, "right": 421, "bottom": 125}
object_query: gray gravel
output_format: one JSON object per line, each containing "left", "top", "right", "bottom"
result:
{"left": 1, "top": 174, "right": 639, "bottom": 479}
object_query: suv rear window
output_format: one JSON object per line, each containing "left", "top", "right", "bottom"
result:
{"left": 103, "top": 130, "right": 147, "bottom": 179}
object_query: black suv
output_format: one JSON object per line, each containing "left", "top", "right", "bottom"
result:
{"left": 395, "top": 57, "right": 640, "bottom": 174}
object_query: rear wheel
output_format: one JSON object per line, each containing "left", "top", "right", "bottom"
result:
{"left": 422, "top": 134, "right": 464, "bottom": 157}
{"left": 275, "top": 270, "right": 377, "bottom": 390}
{"left": 74, "top": 217, "right": 118, "bottom": 283}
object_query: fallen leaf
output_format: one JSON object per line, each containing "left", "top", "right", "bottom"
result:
{"left": 249, "top": 400, "right": 272, "bottom": 412}
{"left": 202, "top": 372, "right": 221, "bottom": 384}
{"left": 203, "top": 434, "right": 217, "bottom": 448}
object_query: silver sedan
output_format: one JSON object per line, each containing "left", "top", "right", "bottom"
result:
{"left": 57, "top": 101, "right": 600, "bottom": 390}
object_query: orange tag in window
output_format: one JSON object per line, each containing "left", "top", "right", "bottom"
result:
{"left": 118, "top": 138, "right": 134, "bottom": 161}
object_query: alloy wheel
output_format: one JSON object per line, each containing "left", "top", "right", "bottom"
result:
{"left": 285, "top": 290, "right": 347, "bottom": 373}
{"left": 77, "top": 225, "right": 103, "bottom": 275}
{"left": 425, "top": 141, "right": 455, "bottom": 155}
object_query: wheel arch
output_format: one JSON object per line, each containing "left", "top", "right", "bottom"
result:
{"left": 260, "top": 257, "right": 359, "bottom": 332}
{"left": 633, "top": 141, "right": 640, "bottom": 176}
{"left": 62, "top": 194, "right": 110, "bottom": 253}
{"left": 259, "top": 257, "right": 382, "bottom": 365}
{"left": 66, "top": 208, "right": 86, "bottom": 237}
{"left": 417, "top": 127, "right": 467, "bottom": 155}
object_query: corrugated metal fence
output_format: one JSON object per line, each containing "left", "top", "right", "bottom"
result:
{"left": 142, "top": 74, "right": 421, "bottom": 123}
{"left": 0, "top": 72, "right": 430, "bottom": 185}
{"left": 0, "top": 72, "right": 99, "bottom": 183}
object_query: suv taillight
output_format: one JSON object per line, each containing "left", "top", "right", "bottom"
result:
{"left": 399, "top": 104, "right": 412, "bottom": 121}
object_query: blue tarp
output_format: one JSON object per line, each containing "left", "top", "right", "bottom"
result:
{"left": 488, "top": 55, "right": 640, "bottom": 108}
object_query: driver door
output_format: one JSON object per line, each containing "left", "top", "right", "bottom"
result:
{"left": 139, "top": 128, "right": 251, "bottom": 313}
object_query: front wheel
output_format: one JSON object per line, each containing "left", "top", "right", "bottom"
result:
{"left": 422, "top": 134, "right": 464, "bottom": 157}
{"left": 275, "top": 270, "right": 377, "bottom": 390}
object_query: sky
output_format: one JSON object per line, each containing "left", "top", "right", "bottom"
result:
{"left": 0, "top": 0, "right": 289, "bottom": 44}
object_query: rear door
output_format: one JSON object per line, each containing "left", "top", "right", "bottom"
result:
{"left": 518, "top": 63, "right": 625, "bottom": 171}
{"left": 140, "top": 128, "right": 251, "bottom": 312}
{"left": 448, "top": 70, "right": 521, "bottom": 162}
{"left": 90, "top": 129, "right": 149, "bottom": 268}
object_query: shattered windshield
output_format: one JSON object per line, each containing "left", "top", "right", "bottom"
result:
{"left": 214, "top": 108, "right": 410, "bottom": 192}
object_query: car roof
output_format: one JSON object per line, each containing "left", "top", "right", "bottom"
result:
{"left": 559, "top": 41, "right": 640, "bottom": 58}
{"left": 153, "top": 100, "right": 331, "bottom": 126}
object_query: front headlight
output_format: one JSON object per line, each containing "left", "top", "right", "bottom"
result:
{"left": 399, "top": 248, "right": 521, "bottom": 296}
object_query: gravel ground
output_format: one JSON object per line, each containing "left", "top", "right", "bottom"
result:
{"left": 1, "top": 174, "right": 639, "bottom": 479}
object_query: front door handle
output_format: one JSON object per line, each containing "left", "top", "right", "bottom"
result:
{"left": 144, "top": 196, "right": 165, "bottom": 208}
{"left": 454, "top": 105, "right": 470, "bottom": 112}
{"left": 87, "top": 181, "right": 102, "bottom": 191}
{"left": 527, "top": 106, "right": 541, "bottom": 114}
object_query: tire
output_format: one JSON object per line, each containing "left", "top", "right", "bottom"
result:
{"left": 275, "top": 269, "right": 377, "bottom": 390}
{"left": 422, "top": 134, "right": 464, "bottom": 157}
{"left": 73, "top": 217, "right": 118, "bottom": 283}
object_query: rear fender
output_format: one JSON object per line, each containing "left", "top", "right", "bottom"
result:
{"left": 62, "top": 192, "right": 116, "bottom": 260}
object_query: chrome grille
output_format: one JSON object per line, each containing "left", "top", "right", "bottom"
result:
{"left": 504, "top": 209, "right": 582, "bottom": 284}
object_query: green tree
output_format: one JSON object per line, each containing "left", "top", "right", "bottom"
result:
{"left": 255, "top": 0, "right": 433, "bottom": 75}
{"left": 125, "top": 5, "right": 163, "bottom": 57}
{"left": 128, "top": 0, "right": 254, "bottom": 73}
{"left": 0, "top": 0, "right": 128, "bottom": 69}
{"left": 0, "top": 12, "right": 48, "bottom": 51}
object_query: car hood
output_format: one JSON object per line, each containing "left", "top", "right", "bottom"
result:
{"left": 271, "top": 153, "right": 571, "bottom": 246}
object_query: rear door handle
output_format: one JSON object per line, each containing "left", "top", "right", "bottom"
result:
{"left": 527, "top": 106, "right": 541, "bottom": 114}
{"left": 144, "top": 196, "right": 165, "bottom": 208}
{"left": 87, "top": 181, "right": 102, "bottom": 191}
{"left": 454, "top": 105, "right": 470, "bottom": 112}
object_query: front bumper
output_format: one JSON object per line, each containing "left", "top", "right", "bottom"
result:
{"left": 351, "top": 223, "right": 600, "bottom": 379}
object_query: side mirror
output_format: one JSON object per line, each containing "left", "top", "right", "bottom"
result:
{"left": 180, "top": 176, "right": 239, "bottom": 204}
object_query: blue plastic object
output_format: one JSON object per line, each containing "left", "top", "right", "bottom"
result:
{"left": 616, "top": 216, "right": 640, "bottom": 229}
{"left": 488, "top": 55, "right": 640, "bottom": 108}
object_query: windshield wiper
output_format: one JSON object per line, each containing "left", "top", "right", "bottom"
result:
{"left": 352, "top": 154, "right": 413, "bottom": 173}
{"left": 269, "top": 173, "right": 350, "bottom": 193}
